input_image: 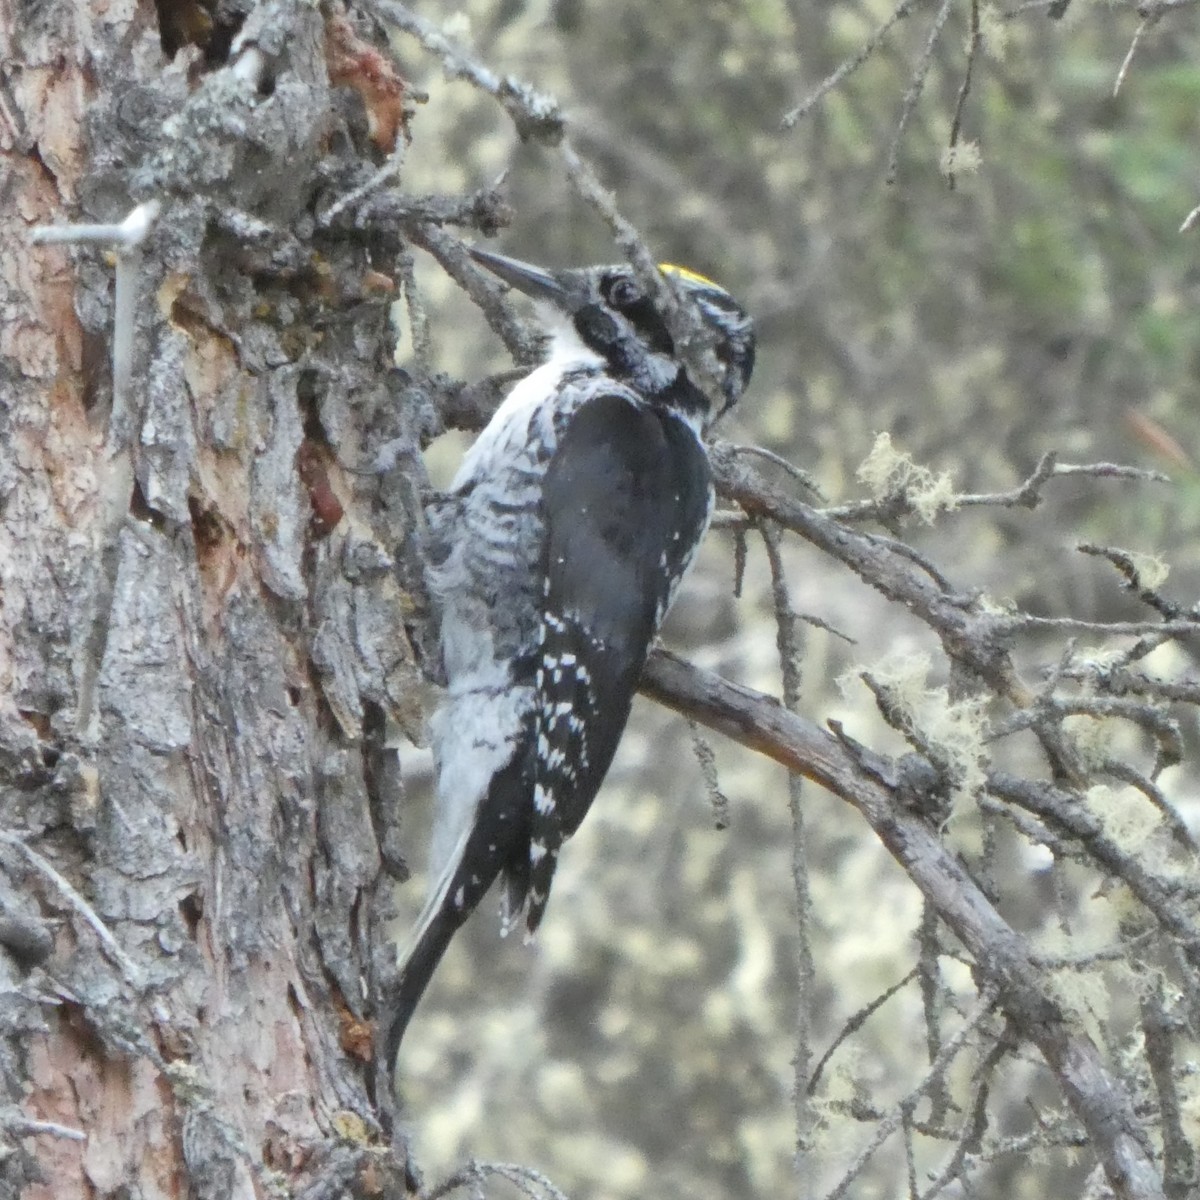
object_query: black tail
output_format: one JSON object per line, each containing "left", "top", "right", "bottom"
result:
{"left": 378, "top": 747, "right": 532, "bottom": 1101}
{"left": 382, "top": 903, "right": 465, "bottom": 1072}
{"left": 374, "top": 897, "right": 471, "bottom": 1128}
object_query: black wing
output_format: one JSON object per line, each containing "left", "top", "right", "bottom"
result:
{"left": 524, "top": 393, "right": 712, "bottom": 931}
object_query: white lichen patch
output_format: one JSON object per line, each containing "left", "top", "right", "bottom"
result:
{"left": 855, "top": 432, "right": 958, "bottom": 524}
{"left": 1062, "top": 714, "right": 1114, "bottom": 772}
{"left": 940, "top": 140, "right": 983, "bottom": 179}
{"left": 1123, "top": 550, "right": 1170, "bottom": 592}
{"left": 977, "top": 4, "right": 1011, "bottom": 59}
{"left": 840, "top": 651, "right": 989, "bottom": 815}
{"left": 1086, "top": 784, "right": 1160, "bottom": 855}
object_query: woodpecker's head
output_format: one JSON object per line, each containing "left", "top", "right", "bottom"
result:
{"left": 470, "top": 247, "right": 755, "bottom": 428}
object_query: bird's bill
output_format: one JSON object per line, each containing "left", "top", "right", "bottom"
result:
{"left": 469, "top": 247, "right": 576, "bottom": 310}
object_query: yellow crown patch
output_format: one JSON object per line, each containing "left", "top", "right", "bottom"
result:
{"left": 658, "top": 263, "right": 719, "bottom": 289}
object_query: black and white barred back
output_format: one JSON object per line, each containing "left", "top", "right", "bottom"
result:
{"left": 384, "top": 253, "right": 754, "bottom": 1071}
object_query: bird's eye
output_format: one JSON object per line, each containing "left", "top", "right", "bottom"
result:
{"left": 606, "top": 276, "right": 641, "bottom": 308}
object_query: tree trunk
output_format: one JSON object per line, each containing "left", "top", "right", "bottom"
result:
{"left": 2, "top": 3, "right": 430, "bottom": 1195}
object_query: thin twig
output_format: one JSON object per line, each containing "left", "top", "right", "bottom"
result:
{"left": 1114, "top": 16, "right": 1154, "bottom": 97}
{"left": 687, "top": 721, "right": 731, "bottom": 831}
{"left": 918, "top": 902, "right": 951, "bottom": 1125}
{"left": 724, "top": 442, "right": 826, "bottom": 500}
{"left": 819, "top": 987, "right": 998, "bottom": 1200}
{"left": 808, "top": 969, "right": 919, "bottom": 1093}
{"left": 999, "top": 0, "right": 1059, "bottom": 16}
{"left": 370, "top": 1, "right": 564, "bottom": 143}
{"left": 886, "top": 0, "right": 955, "bottom": 186}
{"left": 1078, "top": 543, "right": 1181, "bottom": 620}
{"left": 944, "top": 0, "right": 981, "bottom": 190}
{"left": 988, "top": 773, "right": 1200, "bottom": 969}
{"left": 781, "top": 0, "right": 921, "bottom": 128}
{"left": 396, "top": 246, "right": 432, "bottom": 373}
{"left": 1007, "top": 616, "right": 1200, "bottom": 637}
{"left": 1141, "top": 983, "right": 1199, "bottom": 1200}
{"left": 0, "top": 830, "right": 142, "bottom": 988}
{"left": 319, "top": 143, "right": 409, "bottom": 225}
{"left": 1100, "top": 759, "right": 1198, "bottom": 852}
{"left": 421, "top": 1160, "right": 569, "bottom": 1200}
{"left": 0, "top": 1113, "right": 87, "bottom": 1142}
{"left": 405, "top": 222, "right": 542, "bottom": 365}
{"left": 760, "top": 522, "right": 817, "bottom": 1176}
{"left": 822, "top": 454, "right": 1167, "bottom": 523}
{"left": 918, "top": 1032, "right": 1015, "bottom": 1199}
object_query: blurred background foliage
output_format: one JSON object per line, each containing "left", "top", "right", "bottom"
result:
{"left": 387, "top": 3, "right": 1200, "bottom": 1197}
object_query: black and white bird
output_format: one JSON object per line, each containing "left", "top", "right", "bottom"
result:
{"left": 385, "top": 247, "right": 755, "bottom": 1069}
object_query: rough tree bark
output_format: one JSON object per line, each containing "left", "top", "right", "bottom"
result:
{"left": 2, "top": 2, "right": 437, "bottom": 1195}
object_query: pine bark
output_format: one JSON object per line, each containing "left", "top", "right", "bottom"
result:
{"left": 1, "top": 3, "right": 429, "bottom": 1195}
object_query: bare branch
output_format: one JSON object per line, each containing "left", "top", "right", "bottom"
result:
{"left": 1141, "top": 984, "right": 1199, "bottom": 1200}
{"left": 319, "top": 145, "right": 408, "bottom": 225}
{"left": 711, "top": 445, "right": 1031, "bottom": 705}
{"left": 822, "top": 453, "right": 1168, "bottom": 523}
{"left": 1114, "top": 16, "right": 1154, "bottom": 96}
{"left": 1078, "top": 543, "right": 1181, "bottom": 620}
{"left": 1008, "top": 616, "right": 1200, "bottom": 637}
{"left": 1099, "top": 759, "right": 1198, "bottom": 852}
{"left": 724, "top": 442, "right": 826, "bottom": 500}
{"left": 987, "top": 773, "right": 1200, "bottom": 964}
{"left": 346, "top": 180, "right": 513, "bottom": 236}
{"left": 999, "top": 1, "right": 1061, "bottom": 15}
{"left": 640, "top": 650, "right": 1164, "bottom": 1200}
{"left": 760, "top": 522, "right": 818, "bottom": 1171}
{"left": 404, "top": 222, "right": 543, "bottom": 365}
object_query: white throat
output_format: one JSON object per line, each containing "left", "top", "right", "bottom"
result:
{"left": 537, "top": 304, "right": 603, "bottom": 369}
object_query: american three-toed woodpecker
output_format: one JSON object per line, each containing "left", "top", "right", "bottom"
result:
{"left": 386, "top": 247, "right": 756, "bottom": 1065}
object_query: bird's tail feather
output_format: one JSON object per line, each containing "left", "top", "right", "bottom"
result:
{"left": 382, "top": 746, "right": 531, "bottom": 1077}
{"left": 383, "top": 823, "right": 472, "bottom": 1072}
{"left": 382, "top": 900, "right": 464, "bottom": 1073}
